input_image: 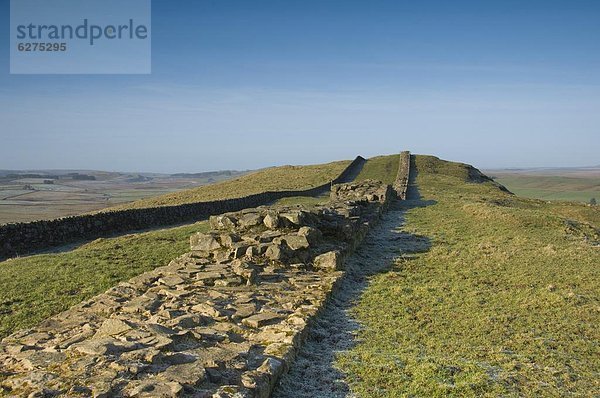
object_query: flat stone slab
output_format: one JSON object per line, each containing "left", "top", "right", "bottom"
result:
{"left": 242, "top": 312, "right": 282, "bottom": 328}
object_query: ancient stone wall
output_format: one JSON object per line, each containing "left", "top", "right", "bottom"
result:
{"left": 393, "top": 151, "right": 411, "bottom": 199}
{"left": 0, "top": 157, "right": 366, "bottom": 260}
{"left": 0, "top": 180, "right": 392, "bottom": 398}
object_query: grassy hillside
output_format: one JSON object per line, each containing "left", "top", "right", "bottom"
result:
{"left": 103, "top": 159, "right": 351, "bottom": 211}
{"left": 0, "top": 222, "right": 208, "bottom": 339}
{"left": 354, "top": 154, "right": 400, "bottom": 184}
{"left": 491, "top": 174, "right": 599, "bottom": 203}
{"left": 338, "top": 155, "right": 599, "bottom": 397}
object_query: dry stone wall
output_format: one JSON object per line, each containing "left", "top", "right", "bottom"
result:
{"left": 393, "top": 151, "right": 411, "bottom": 199}
{"left": 0, "top": 179, "right": 393, "bottom": 397}
{"left": 0, "top": 157, "right": 366, "bottom": 260}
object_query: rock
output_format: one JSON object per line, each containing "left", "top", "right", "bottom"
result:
{"left": 239, "top": 213, "right": 263, "bottom": 228}
{"left": 281, "top": 235, "right": 310, "bottom": 250}
{"left": 230, "top": 242, "right": 252, "bottom": 259}
{"left": 21, "top": 351, "right": 67, "bottom": 370}
{"left": 232, "top": 262, "right": 258, "bottom": 285}
{"left": 167, "top": 314, "right": 205, "bottom": 329}
{"left": 139, "top": 334, "right": 173, "bottom": 350}
{"left": 214, "top": 277, "right": 244, "bottom": 287}
{"left": 240, "top": 358, "right": 284, "bottom": 395}
{"left": 159, "top": 288, "right": 192, "bottom": 298}
{"left": 147, "top": 323, "right": 179, "bottom": 336}
{"left": 258, "top": 357, "right": 284, "bottom": 378}
{"left": 191, "top": 302, "right": 224, "bottom": 318}
{"left": 121, "top": 295, "right": 161, "bottom": 314}
{"left": 158, "top": 275, "right": 185, "bottom": 287}
{"left": 280, "top": 210, "right": 307, "bottom": 226}
{"left": 120, "top": 347, "right": 161, "bottom": 363}
{"left": 5, "top": 344, "right": 30, "bottom": 354}
{"left": 246, "top": 244, "right": 269, "bottom": 257}
{"left": 245, "top": 245, "right": 258, "bottom": 257}
{"left": 258, "top": 231, "right": 283, "bottom": 243}
{"left": 220, "top": 233, "right": 241, "bottom": 248}
{"left": 160, "top": 362, "right": 207, "bottom": 387}
{"left": 264, "top": 342, "right": 292, "bottom": 357}
{"left": 71, "top": 338, "right": 138, "bottom": 356}
{"left": 190, "top": 233, "right": 221, "bottom": 252}
{"left": 19, "top": 332, "right": 51, "bottom": 346}
{"left": 251, "top": 327, "right": 288, "bottom": 344}
{"left": 194, "top": 271, "right": 226, "bottom": 285}
{"left": 298, "top": 226, "right": 322, "bottom": 244}
{"left": 242, "top": 312, "right": 281, "bottom": 328}
{"left": 263, "top": 213, "right": 281, "bottom": 229}
{"left": 209, "top": 215, "right": 237, "bottom": 230}
{"left": 128, "top": 380, "right": 183, "bottom": 397}
{"left": 214, "top": 250, "right": 232, "bottom": 263}
{"left": 265, "top": 244, "right": 286, "bottom": 261}
{"left": 94, "top": 318, "right": 133, "bottom": 338}
{"left": 229, "top": 303, "right": 258, "bottom": 320}
{"left": 313, "top": 251, "right": 342, "bottom": 270}
{"left": 57, "top": 329, "right": 95, "bottom": 349}
{"left": 213, "top": 385, "right": 253, "bottom": 398}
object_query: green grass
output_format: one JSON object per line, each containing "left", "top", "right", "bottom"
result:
{"left": 337, "top": 155, "right": 600, "bottom": 397}
{"left": 0, "top": 222, "right": 208, "bottom": 339}
{"left": 103, "top": 160, "right": 351, "bottom": 211}
{"left": 354, "top": 154, "right": 400, "bottom": 184}
{"left": 492, "top": 175, "right": 600, "bottom": 203}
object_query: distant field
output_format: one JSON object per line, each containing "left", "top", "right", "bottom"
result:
{"left": 486, "top": 167, "right": 600, "bottom": 203}
{"left": 0, "top": 170, "right": 244, "bottom": 224}
{"left": 104, "top": 159, "right": 352, "bottom": 211}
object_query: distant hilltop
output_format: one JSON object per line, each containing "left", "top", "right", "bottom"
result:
{"left": 170, "top": 170, "right": 248, "bottom": 178}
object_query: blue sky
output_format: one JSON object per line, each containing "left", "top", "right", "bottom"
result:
{"left": 1, "top": 0, "right": 599, "bottom": 172}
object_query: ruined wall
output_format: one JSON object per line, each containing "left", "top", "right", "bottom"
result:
{"left": 0, "top": 157, "right": 366, "bottom": 259}
{"left": 393, "top": 151, "right": 411, "bottom": 199}
{"left": 0, "top": 180, "right": 393, "bottom": 398}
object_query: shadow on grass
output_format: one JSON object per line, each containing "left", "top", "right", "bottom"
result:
{"left": 273, "top": 188, "right": 433, "bottom": 397}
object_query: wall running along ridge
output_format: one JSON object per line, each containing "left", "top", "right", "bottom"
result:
{"left": 0, "top": 180, "right": 393, "bottom": 397}
{"left": 0, "top": 157, "right": 366, "bottom": 260}
{"left": 393, "top": 151, "right": 411, "bottom": 199}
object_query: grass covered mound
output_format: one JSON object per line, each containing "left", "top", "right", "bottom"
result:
{"left": 0, "top": 222, "right": 208, "bottom": 339}
{"left": 103, "top": 159, "right": 351, "bottom": 211}
{"left": 354, "top": 154, "right": 400, "bottom": 185}
{"left": 338, "top": 155, "right": 599, "bottom": 397}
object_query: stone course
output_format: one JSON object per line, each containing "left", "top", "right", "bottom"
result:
{"left": 393, "top": 151, "right": 411, "bottom": 199}
{"left": 0, "top": 157, "right": 366, "bottom": 260}
{"left": 0, "top": 180, "right": 393, "bottom": 397}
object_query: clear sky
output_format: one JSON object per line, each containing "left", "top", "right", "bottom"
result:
{"left": 1, "top": 0, "right": 599, "bottom": 173}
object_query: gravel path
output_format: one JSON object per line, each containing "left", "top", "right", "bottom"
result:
{"left": 273, "top": 201, "right": 429, "bottom": 397}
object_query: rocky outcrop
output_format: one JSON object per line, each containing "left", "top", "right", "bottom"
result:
{"left": 0, "top": 157, "right": 366, "bottom": 260}
{"left": 0, "top": 180, "right": 392, "bottom": 397}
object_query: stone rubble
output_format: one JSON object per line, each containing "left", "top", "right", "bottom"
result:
{"left": 0, "top": 180, "right": 393, "bottom": 398}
